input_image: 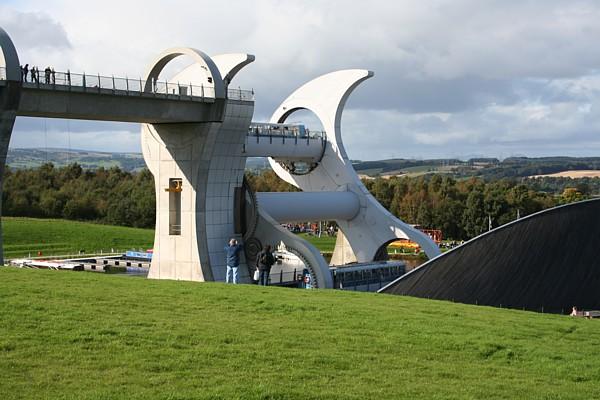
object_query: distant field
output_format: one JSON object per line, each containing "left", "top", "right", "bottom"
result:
{"left": 2, "top": 217, "right": 154, "bottom": 258}
{"left": 1, "top": 268, "right": 599, "bottom": 399}
{"left": 357, "top": 164, "right": 458, "bottom": 178}
{"left": 531, "top": 170, "right": 600, "bottom": 178}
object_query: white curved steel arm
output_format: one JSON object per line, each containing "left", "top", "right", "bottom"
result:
{"left": 212, "top": 53, "right": 255, "bottom": 85}
{"left": 144, "top": 47, "right": 225, "bottom": 99}
{"left": 0, "top": 27, "right": 20, "bottom": 82}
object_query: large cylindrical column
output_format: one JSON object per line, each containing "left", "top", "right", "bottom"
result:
{"left": 257, "top": 191, "right": 360, "bottom": 223}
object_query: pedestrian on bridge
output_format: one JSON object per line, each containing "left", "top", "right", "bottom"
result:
{"left": 224, "top": 238, "right": 243, "bottom": 284}
{"left": 21, "top": 64, "right": 29, "bottom": 82}
{"left": 31, "top": 66, "right": 39, "bottom": 83}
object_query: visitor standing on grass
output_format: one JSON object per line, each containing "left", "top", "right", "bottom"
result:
{"left": 224, "top": 238, "right": 243, "bottom": 284}
{"left": 256, "top": 244, "right": 275, "bottom": 286}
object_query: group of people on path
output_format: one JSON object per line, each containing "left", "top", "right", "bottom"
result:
{"left": 20, "top": 64, "right": 57, "bottom": 84}
{"left": 224, "top": 238, "right": 275, "bottom": 286}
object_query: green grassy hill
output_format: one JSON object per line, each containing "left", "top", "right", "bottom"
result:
{"left": 1, "top": 268, "right": 598, "bottom": 399}
{"left": 2, "top": 217, "right": 154, "bottom": 258}
{"left": 0, "top": 218, "right": 335, "bottom": 259}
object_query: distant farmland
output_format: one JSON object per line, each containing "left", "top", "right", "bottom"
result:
{"left": 531, "top": 170, "right": 600, "bottom": 178}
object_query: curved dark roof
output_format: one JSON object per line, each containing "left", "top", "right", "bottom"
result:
{"left": 380, "top": 199, "right": 600, "bottom": 314}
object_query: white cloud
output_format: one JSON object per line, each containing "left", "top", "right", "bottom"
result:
{"left": 5, "top": 0, "right": 600, "bottom": 159}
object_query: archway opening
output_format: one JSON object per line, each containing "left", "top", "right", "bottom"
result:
{"left": 380, "top": 234, "right": 435, "bottom": 272}
{"left": 144, "top": 50, "right": 222, "bottom": 98}
{"left": 273, "top": 108, "right": 326, "bottom": 175}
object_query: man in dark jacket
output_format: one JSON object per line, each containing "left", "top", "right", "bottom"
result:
{"left": 224, "top": 238, "right": 243, "bottom": 284}
{"left": 256, "top": 244, "right": 275, "bottom": 286}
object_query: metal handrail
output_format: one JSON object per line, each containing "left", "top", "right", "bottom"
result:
{"left": 248, "top": 123, "right": 325, "bottom": 140}
{"left": 1, "top": 66, "right": 254, "bottom": 102}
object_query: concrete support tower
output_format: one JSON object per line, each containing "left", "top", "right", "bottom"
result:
{"left": 141, "top": 50, "right": 255, "bottom": 282}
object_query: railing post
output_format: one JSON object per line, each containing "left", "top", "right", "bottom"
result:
{"left": 82, "top": 73, "right": 86, "bottom": 92}
{"left": 201, "top": 84, "right": 204, "bottom": 99}
{"left": 97, "top": 73, "right": 101, "bottom": 92}
{"left": 112, "top": 75, "right": 115, "bottom": 94}
{"left": 165, "top": 79, "right": 168, "bottom": 96}
{"left": 125, "top": 76, "right": 129, "bottom": 94}
{"left": 189, "top": 83, "right": 193, "bottom": 98}
{"left": 178, "top": 81, "right": 181, "bottom": 98}
{"left": 280, "top": 269, "right": 283, "bottom": 283}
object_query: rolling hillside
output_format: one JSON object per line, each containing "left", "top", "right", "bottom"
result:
{"left": 0, "top": 268, "right": 598, "bottom": 399}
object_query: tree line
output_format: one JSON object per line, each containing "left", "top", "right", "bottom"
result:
{"left": 2, "top": 163, "right": 155, "bottom": 228}
{"left": 2, "top": 164, "right": 593, "bottom": 240}
{"left": 247, "top": 171, "right": 590, "bottom": 240}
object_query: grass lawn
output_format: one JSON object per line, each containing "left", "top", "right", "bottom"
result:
{"left": 2, "top": 217, "right": 154, "bottom": 258}
{"left": 296, "top": 232, "right": 337, "bottom": 252}
{"left": 1, "top": 268, "right": 599, "bottom": 399}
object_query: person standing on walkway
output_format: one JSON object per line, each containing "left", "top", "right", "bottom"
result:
{"left": 256, "top": 245, "right": 275, "bottom": 286}
{"left": 31, "top": 66, "right": 39, "bottom": 83}
{"left": 22, "top": 64, "right": 29, "bottom": 82}
{"left": 224, "top": 238, "right": 243, "bottom": 284}
{"left": 44, "top": 67, "right": 51, "bottom": 84}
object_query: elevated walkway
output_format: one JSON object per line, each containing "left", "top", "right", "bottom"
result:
{"left": 1, "top": 66, "right": 253, "bottom": 123}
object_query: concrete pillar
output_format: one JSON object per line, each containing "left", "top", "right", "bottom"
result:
{"left": 142, "top": 99, "right": 254, "bottom": 282}
{"left": 141, "top": 50, "right": 255, "bottom": 282}
{"left": 0, "top": 93, "right": 20, "bottom": 265}
{"left": 0, "top": 27, "right": 22, "bottom": 265}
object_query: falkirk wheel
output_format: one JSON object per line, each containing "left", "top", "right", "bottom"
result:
{"left": 0, "top": 27, "right": 440, "bottom": 286}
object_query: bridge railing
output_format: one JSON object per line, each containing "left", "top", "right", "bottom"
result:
{"left": 0, "top": 66, "right": 254, "bottom": 102}
{"left": 248, "top": 123, "right": 326, "bottom": 141}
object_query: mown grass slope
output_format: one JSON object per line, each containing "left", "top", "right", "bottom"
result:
{"left": 1, "top": 268, "right": 599, "bottom": 399}
{"left": 2, "top": 217, "right": 154, "bottom": 258}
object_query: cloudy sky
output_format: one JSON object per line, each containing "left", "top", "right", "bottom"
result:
{"left": 3, "top": 0, "right": 600, "bottom": 160}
